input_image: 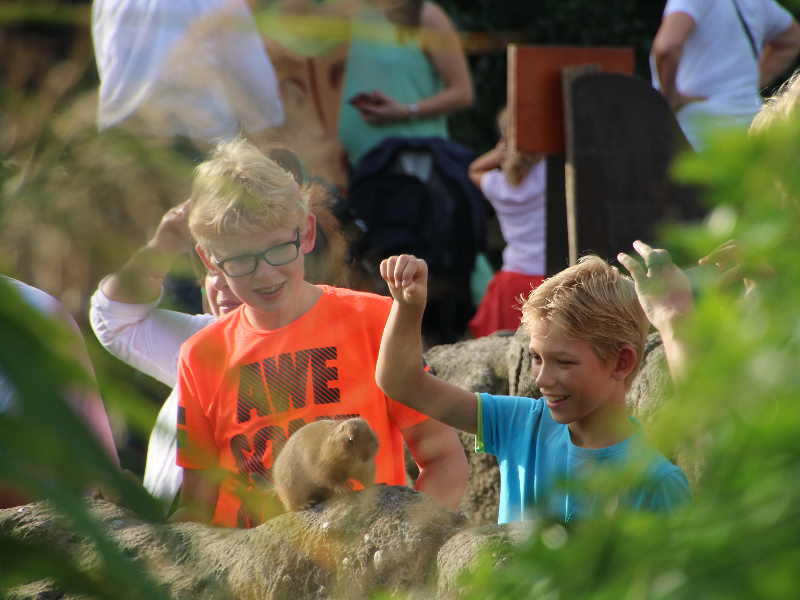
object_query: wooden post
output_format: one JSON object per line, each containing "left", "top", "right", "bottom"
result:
{"left": 562, "top": 64, "right": 601, "bottom": 266}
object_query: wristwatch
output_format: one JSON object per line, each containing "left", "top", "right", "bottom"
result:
{"left": 408, "top": 103, "right": 419, "bottom": 122}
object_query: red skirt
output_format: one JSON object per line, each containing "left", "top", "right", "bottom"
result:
{"left": 468, "top": 270, "right": 544, "bottom": 338}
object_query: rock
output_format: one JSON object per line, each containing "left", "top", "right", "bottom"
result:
{"left": 425, "top": 332, "right": 512, "bottom": 396}
{"left": 437, "top": 522, "right": 534, "bottom": 600}
{"left": 626, "top": 332, "right": 673, "bottom": 427}
{"left": 454, "top": 430, "right": 501, "bottom": 527}
{"left": 2, "top": 487, "right": 466, "bottom": 600}
{"left": 506, "top": 326, "right": 540, "bottom": 398}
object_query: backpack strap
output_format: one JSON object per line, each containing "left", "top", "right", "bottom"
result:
{"left": 732, "top": 0, "right": 759, "bottom": 61}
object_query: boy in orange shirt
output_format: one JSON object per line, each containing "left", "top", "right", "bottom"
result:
{"left": 170, "top": 139, "right": 467, "bottom": 527}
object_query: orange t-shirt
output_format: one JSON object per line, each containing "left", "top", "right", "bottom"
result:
{"left": 176, "top": 286, "right": 427, "bottom": 528}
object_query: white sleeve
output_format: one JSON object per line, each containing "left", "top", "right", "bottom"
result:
{"left": 662, "top": 0, "right": 701, "bottom": 22}
{"left": 143, "top": 389, "right": 182, "bottom": 514}
{"left": 89, "top": 280, "right": 215, "bottom": 388}
{"left": 762, "top": 0, "right": 795, "bottom": 42}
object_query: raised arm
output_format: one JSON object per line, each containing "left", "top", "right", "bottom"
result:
{"left": 468, "top": 140, "right": 506, "bottom": 188}
{"left": 376, "top": 255, "right": 478, "bottom": 433}
{"left": 617, "top": 241, "right": 696, "bottom": 385}
{"left": 698, "top": 239, "right": 775, "bottom": 294}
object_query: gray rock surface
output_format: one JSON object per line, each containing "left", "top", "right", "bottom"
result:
{"left": 2, "top": 487, "right": 465, "bottom": 600}
{"left": 437, "top": 522, "right": 533, "bottom": 600}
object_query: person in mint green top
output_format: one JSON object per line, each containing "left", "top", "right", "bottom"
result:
{"left": 376, "top": 245, "right": 695, "bottom": 523}
{"left": 338, "top": 0, "right": 473, "bottom": 166}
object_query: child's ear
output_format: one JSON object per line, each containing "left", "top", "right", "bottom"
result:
{"left": 196, "top": 245, "right": 221, "bottom": 274}
{"left": 611, "top": 345, "right": 638, "bottom": 382}
{"left": 300, "top": 213, "right": 317, "bottom": 254}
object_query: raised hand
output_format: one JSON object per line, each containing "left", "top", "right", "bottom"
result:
{"left": 698, "top": 239, "right": 775, "bottom": 294}
{"left": 617, "top": 240, "right": 695, "bottom": 333}
{"left": 380, "top": 255, "right": 428, "bottom": 307}
{"left": 149, "top": 199, "right": 195, "bottom": 256}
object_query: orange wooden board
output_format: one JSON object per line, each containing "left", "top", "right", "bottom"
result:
{"left": 508, "top": 45, "right": 635, "bottom": 154}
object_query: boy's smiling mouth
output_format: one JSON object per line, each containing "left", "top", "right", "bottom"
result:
{"left": 544, "top": 394, "right": 569, "bottom": 406}
{"left": 255, "top": 282, "right": 284, "bottom": 296}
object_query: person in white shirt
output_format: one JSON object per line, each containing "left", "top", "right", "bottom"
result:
{"left": 92, "top": 0, "right": 284, "bottom": 141}
{"left": 650, "top": 0, "right": 800, "bottom": 150}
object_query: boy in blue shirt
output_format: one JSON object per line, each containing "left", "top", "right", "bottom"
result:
{"left": 376, "top": 249, "right": 692, "bottom": 523}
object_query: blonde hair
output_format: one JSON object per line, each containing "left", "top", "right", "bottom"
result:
{"left": 520, "top": 256, "right": 649, "bottom": 389}
{"left": 750, "top": 69, "right": 800, "bottom": 135}
{"left": 189, "top": 138, "right": 307, "bottom": 249}
{"left": 497, "top": 107, "right": 543, "bottom": 186}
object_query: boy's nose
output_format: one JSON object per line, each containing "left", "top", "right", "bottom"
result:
{"left": 533, "top": 364, "right": 555, "bottom": 389}
{"left": 207, "top": 272, "right": 229, "bottom": 290}
{"left": 252, "top": 257, "right": 281, "bottom": 278}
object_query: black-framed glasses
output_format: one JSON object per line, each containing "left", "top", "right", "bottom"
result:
{"left": 212, "top": 228, "right": 301, "bottom": 277}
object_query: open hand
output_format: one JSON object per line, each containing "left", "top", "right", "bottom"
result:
{"left": 618, "top": 241, "right": 695, "bottom": 332}
{"left": 698, "top": 239, "right": 775, "bottom": 294}
{"left": 380, "top": 255, "right": 428, "bottom": 306}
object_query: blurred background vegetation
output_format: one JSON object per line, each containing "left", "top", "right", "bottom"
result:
{"left": 2, "top": 0, "right": 800, "bottom": 597}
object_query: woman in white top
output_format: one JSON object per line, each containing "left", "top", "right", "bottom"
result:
{"left": 650, "top": 0, "right": 800, "bottom": 150}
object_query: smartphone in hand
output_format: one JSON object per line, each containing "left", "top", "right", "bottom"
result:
{"left": 348, "top": 91, "right": 379, "bottom": 108}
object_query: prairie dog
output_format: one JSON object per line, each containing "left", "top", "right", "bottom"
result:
{"left": 273, "top": 418, "right": 379, "bottom": 512}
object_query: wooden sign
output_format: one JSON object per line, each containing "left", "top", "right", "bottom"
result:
{"left": 562, "top": 72, "right": 703, "bottom": 265}
{"left": 507, "top": 45, "right": 635, "bottom": 154}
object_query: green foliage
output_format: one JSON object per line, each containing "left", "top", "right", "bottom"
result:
{"left": 0, "top": 279, "right": 167, "bottom": 599}
{"left": 459, "top": 108, "right": 800, "bottom": 599}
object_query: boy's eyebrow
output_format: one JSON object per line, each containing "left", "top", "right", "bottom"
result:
{"left": 528, "top": 346, "right": 577, "bottom": 359}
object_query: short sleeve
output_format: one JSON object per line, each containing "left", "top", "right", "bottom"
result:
{"left": 175, "top": 349, "right": 220, "bottom": 470}
{"left": 480, "top": 169, "right": 506, "bottom": 205}
{"left": 762, "top": 0, "right": 794, "bottom": 42}
{"left": 662, "top": 0, "right": 702, "bottom": 22}
{"left": 649, "top": 469, "right": 693, "bottom": 514}
{"left": 477, "top": 393, "right": 545, "bottom": 459}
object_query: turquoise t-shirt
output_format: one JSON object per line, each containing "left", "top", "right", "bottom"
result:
{"left": 338, "top": 6, "right": 449, "bottom": 165}
{"left": 476, "top": 393, "right": 692, "bottom": 524}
